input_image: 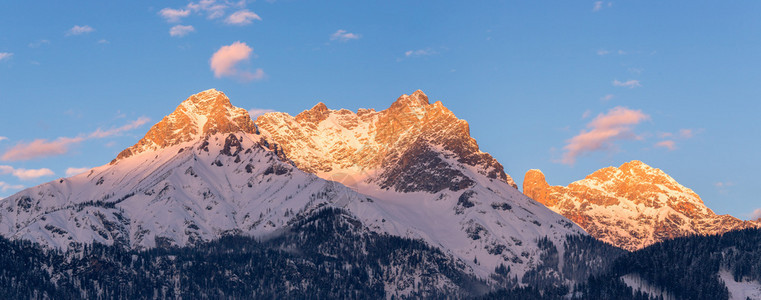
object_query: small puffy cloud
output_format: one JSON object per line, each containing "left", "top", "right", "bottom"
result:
{"left": 654, "top": 140, "right": 676, "bottom": 151}
{"left": 561, "top": 107, "right": 650, "bottom": 165}
{"left": 0, "top": 165, "right": 55, "bottom": 180}
{"left": 405, "top": 49, "right": 435, "bottom": 57}
{"left": 597, "top": 49, "right": 610, "bottom": 56}
{"left": 0, "top": 136, "right": 7, "bottom": 142}
{"left": 613, "top": 79, "right": 641, "bottom": 88}
{"left": 225, "top": 9, "right": 261, "bottom": 25}
{"left": 170, "top": 25, "right": 196, "bottom": 37}
{"left": 65, "top": 167, "right": 90, "bottom": 177}
{"left": 210, "top": 41, "right": 265, "bottom": 81}
{"left": 600, "top": 94, "right": 615, "bottom": 101}
{"left": 66, "top": 25, "right": 95, "bottom": 36}
{"left": 330, "top": 29, "right": 361, "bottom": 42}
{"left": 159, "top": 8, "right": 190, "bottom": 23}
{"left": 248, "top": 108, "right": 275, "bottom": 119}
{"left": 1, "top": 137, "right": 84, "bottom": 161}
{"left": 0, "top": 52, "right": 13, "bottom": 61}
{"left": 0, "top": 181, "right": 24, "bottom": 192}
{"left": 88, "top": 117, "right": 150, "bottom": 138}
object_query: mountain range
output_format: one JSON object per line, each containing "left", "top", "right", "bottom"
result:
{"left": 0, "top": 89, "right": 757, "bottom": 298}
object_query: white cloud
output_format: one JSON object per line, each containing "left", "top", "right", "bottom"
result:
{"left": 0, "top": 181, "right": 24, "bottom": 192}
{"left": 561, "top": 107, "right": 650, "bottom": 165}
{"left": 170, "top": 25, "right": 196, "bottom": 37}
{"left": 0, "top": 165, "right": 55, "bottom": 180}
{"left": 225, "top": 9, "right": 261, "bottom": 25}
{"left": 405, "top": 49, "right": 436, "bottom": 57}
{"left": 596, "top": 49, "right": 610, "bottom": 56}
{"left": 330, "top": 29, "right": 361, "bottom": 42}
{"left": 0, "top": 52, "right": 13, "bottom": 61}
{"left": 65, "top": 167, "right": 90, "bottom": 177}
{"left": 0, "top": 136, "right": 7, "bottom": 142}
{"left": 248, "top": 108, "right": 275, "bottom": 119}
{"left": 210, "top": 41, "right": 265, "bottom": 81}
{"left": 613, "top": 79, "right": 642, "bottom": 88}
{"left": 97, "top": 39, "right": 110, "bottom": 44}
{"left": 159, "top": 8, "right": 190, "bottom": 23}
{"left": 1, "top": 117, "right": 149, "bottom": 161}
{"left": 714, "top": 182, "right": 735, "bottom": 188}
{"left": 66, "top": 25, "right": 95, "bottom": 36}
{"left": 187, "top": 0, "right": 230, "bottom": 19}
{"left": 600, "top": 94, "right": 614, "bottom": 101}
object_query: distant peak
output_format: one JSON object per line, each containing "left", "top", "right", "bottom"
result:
{"left": 295, "top": 102, "right": 331, "bottom": 123}
{"left": 391, "top": 90, "right": 430, "bottom": 110}
{"left": 619, "top": 160, "right": 651, "bottom": 170}
{"left": 114, "top": 89, "right": 256, "bottom": 161}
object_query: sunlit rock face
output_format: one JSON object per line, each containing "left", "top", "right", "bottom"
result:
{"left": 115, "top": 89, "right": 257, "bottom": 161}
{"left": 255, "top": 90, "right": 516, "bottom": 193}
{"left": 524, "top": 161, "right": 759, "bottom": 251}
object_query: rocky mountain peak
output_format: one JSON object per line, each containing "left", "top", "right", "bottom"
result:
{"left": 114, "top": 89, "right": 257, "bottom": 161}
{"left": 523, "top": 161, "right": 759, "bottom": 251}
{"left": 295, "top": 102, "right": 330, "bottom": 123}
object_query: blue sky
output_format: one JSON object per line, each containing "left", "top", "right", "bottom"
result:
{"left": 0, "top": 1, "right": 759, "bottom": 219}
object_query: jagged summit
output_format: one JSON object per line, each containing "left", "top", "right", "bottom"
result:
{"left": 256, "top": 90, "right": 517, "bottom": 192}
{"left": 115, "top": 89, "right": 257, "bottom": 161}
{"left": 524, "top": 160, "right": 758, "bottom": 251}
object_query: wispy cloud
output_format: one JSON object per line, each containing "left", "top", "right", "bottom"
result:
{"left": 613, "top": 79, "right": 641, "bottom": 88}
{"left": 0, "top": 52, "right": 13, "bottom": 61}
{"left": 0, "top": 165, "right": 55, "bottom": 180}
{"left": 750, "top": 208, "right": 761, "bottom": 221}
{"left": 0, "top": 117, "right": 149, "bottom": 161}
{"left": 596, "top": 49, "right": 610, "bottom": 56}
{"left": 65, "top": 167, "right": 90, "bottom": 177}
{"left": 405, "top": 49, "right": 436, "bottom": 57}
{"left": 330, "top": 29, "right": 361, "bottom": 42}
{"left": 187, "top": 0, "right": 231, "bottom": 19}
{"left": 654, "top": 128, "right": 698, "bottom": 151}
{"left": 679, "top": 129, "right": 694, "bottom": 139}
{"left": 593, "top": 1, "right": 612, "bottom": 12}
{"left": 561, "top": 107, "right": 650, "bottom": 165}
{"left": 210, "top": 41, "right": 265, "bottom": 82}
{"left": 88, "top": 117, "right": 150, "bottom": 138}
{"left": 97, "top": 39, "right": 110, "bottom": 44}
{"left": 654, "top": 140, "right": 676, "bottom": 151}
{"left": 1, "top": 137, "right": 85, "bottom": 161}
{"left": 66, "top": 25, "right": 95, "bottom": 36}
{"left": 600, "top": 94, "right": 614, "bottom": 101}
{"left": 28, "top": 39, "right": 51, "bottom": 48}
{"left": 0, "top": 137, "right": 6, "bottom": 142}
{"left": 248, "top": 108, "right": 275, "bottom": 119}
{"left": 170, "top": 25, "right": 196, "bottom": 37}
{"left": 159, "top": 8, "right": 190, "bottom": 23}
{"left": 225, "top": 9, "right": 261, "bottom": 25}
{"left": 0, "top": 181, "right": 24, "bottom": 193}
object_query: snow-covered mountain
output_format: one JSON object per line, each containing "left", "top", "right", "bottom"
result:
{"left": 523, "top": 160, "right": 759, "bottom": 251}
{"left": 255, "top": 90, "right": 585, "bottom": 279}
{"left": 0, "top": 89, "right": 586, "bottom": 289}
